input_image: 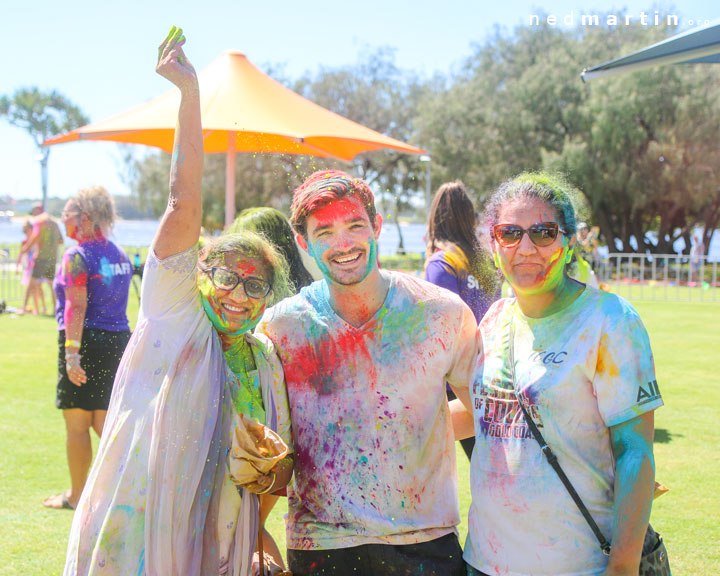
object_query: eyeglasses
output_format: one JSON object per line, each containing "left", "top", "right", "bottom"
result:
{"left": 204, "top": 267, "right": 271, "bottom": 299}
{"left": 492, "top": 222, "right": 565, "bottom": 248}
{"left": 61, "top": 210, "right": 81, "bottom": 219}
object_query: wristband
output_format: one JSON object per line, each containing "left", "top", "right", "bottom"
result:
{"left": 65, "top": 353, "right": 82, "bottom": 365}
{"left": 255, "top": 472, "right": 277, "bottom": 495}
{"left": 65, "top": 339, "right": 82, "bottom": 349}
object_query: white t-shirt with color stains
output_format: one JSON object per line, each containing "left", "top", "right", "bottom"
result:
{"left": 464, "top": 287, "right": 663, "bottom": 576}
{"left": 258, "top": 271, "right": 478, "bottom": 550}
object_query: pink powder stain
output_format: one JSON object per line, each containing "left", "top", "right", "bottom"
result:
{"left": 279, "top": 329, "right": 376, "bottom": 395}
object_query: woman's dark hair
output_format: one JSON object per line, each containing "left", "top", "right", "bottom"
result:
{"left": 427, "top": 180, "right": 499, "bottom": 295}
{"left": 427, "top": 181, "right": 478, "bottom": 258}
{"left": 228, "top": 207, "right": 313, "bottom": 293}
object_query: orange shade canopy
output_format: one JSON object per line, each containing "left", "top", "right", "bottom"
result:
{"left": 44, "top": 51, "right": 425, "bottom": 161}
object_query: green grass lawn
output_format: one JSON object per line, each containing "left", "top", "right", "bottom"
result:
{"left": 0, "top": 296, "right": 717, "bottom": 574}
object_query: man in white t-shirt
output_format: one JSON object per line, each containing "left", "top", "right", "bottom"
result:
{"left": 257, "top": 170, "right": 477, "bottom": 576}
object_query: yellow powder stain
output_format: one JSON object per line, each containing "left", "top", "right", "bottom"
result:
{"left": 597, "top": 334, "right": 620, "bottom": 378}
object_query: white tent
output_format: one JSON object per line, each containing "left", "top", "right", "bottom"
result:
{"left": 582, "top": 18, "right": 720, "bottom": 81}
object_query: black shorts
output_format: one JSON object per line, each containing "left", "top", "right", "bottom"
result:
{"left": 32, "top": 259, "right": 56, "bottom": 281}
{"left": 56, "top": 329, "right": 131, "bottom": 411}
{"left": 287, "top": 532, "right": 465, "bottom": 576}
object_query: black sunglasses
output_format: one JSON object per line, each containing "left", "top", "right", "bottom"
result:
{"left": 492, "top": 222, "right": 566, "bottom": 248}
{"left": 204, "top": 267, "right": 271, "bottom": 299}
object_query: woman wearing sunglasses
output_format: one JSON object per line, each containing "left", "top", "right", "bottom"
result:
{"left": 452, "top": 173, "right": 663, "bottom": 575}
{"left": 64, "top": 29, "right": 293, "bottom": 576}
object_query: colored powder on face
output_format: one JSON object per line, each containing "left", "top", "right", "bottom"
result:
{"left": 307, "top": 238, "right": 331, "bottom": 278}
{"left": 304, "top": 196, "right": 378, "bottom": 284}
{"left": 363, "top": 234, "right": 378, "bottom": 281}
{"left": 197, "top": 274, "right": 265, "bottom": 336}
{"left": 502, "top": 240, "right": 569, "bottom": 298}
{"left": 309, "top": 231, "right": 378, "bottom": 285}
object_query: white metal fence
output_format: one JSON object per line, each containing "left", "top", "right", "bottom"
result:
{"left": 0, "top": 244, "right": 145, "bottom": 309}
{"left": 0, "top": 244, "right": 24, "bottom": 306}
{"left": 596, "top": 253, "right": 719, "bottom": 302}
{"left": 2, "top": 244, "right": 719, "bottom": 306}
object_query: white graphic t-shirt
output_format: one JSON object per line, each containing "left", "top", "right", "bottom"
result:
{"left": 465, "top": 287, "right": 663, "bottom": 576}
{"left": 258, "top": 271, "right": 478, "bottom": 550}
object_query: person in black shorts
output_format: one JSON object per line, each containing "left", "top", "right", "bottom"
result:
{"left": 42, "top": 187, "right": 132, "bottom": 510}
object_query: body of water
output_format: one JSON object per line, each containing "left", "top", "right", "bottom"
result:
{"left": 0, "top": 218, "right": 429, "bottom": 257}
{"left": 0, "top": 218, "right": 162, "bottom": 249}
{"left": 1, "top": 218, "right": 718, "bottom": 261}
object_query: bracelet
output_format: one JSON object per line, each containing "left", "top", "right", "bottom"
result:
{"left": 65, "top": 353, "right": 82, "bottom": 365}
{"left": 65, "top": 339, "right": 82, "bottom": 349}
{"left": 255, "top": 472, "right": 277, "bottom": 495}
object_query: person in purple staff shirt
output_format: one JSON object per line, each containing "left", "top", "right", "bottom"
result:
{"left": 43, "top": 185, "right": 131, "bottom": 511}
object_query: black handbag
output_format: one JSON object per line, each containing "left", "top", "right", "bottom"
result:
{"left": 507, "top": 315, "right": 671, "bottom": 575}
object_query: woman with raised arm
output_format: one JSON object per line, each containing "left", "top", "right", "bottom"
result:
{"left": 453, "top": 173, "right": 664, "bottom": 576}
{"left": 63, "top": 28, "right": 293, "bottom": 576}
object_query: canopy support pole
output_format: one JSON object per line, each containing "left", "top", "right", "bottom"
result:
{"left": 225, "top": 132, "right": 236, "bottom": 229}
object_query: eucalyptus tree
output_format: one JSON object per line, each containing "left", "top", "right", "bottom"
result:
{"left": 0, "top": 88, "right": 88, "bottom": 208}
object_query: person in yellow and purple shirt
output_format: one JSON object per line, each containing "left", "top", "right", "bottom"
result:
{"left": 451, "top": 173, "right": 663, "bottom": 576}
{"left": 425, "top": 181, "right": 500, "bottom": 326}
{"left": 424, "top": 180, "right": 501, "bottom": 460}
{"left": 257, "top": 170, "right": 478, "bottom": 576}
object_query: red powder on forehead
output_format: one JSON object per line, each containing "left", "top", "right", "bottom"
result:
{"left": 309, "top": 196, "right": 368, "bottom": 227}
{"left": 291, "top": 170, "right": 376, "bottom": 235}
{"left": 219, "top": 254, "right": 270, "bottom": 279}
{"left": 234, "top": 261, "right": 256, "bottom": 275}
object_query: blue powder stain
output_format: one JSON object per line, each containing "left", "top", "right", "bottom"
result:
{"left": 99, "top": 256, "right": 113, "bottom": 286}
{"left": 136, "top": 549, "right": 145, "bottom": 576}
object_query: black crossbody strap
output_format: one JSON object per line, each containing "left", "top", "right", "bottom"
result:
{"left": 508, "top": 312, "right": 612, "bottom": 556}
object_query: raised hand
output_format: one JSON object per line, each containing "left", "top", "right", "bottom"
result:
{"left": 151, "top": 24, "right": 203, "bottom": 260}
{"left": 156, "top": 26, "right": 197, "bottom": 90}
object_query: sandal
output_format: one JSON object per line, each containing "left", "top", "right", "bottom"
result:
{"left": 43, "top": 491, "right": 75, "bottom": 510}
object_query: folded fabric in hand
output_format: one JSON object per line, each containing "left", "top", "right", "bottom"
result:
{"left": 654, "top": 481, "right": 669, "bottom": 499}
{"left": 228, "top": 413, "right": 289, "bottom": 485}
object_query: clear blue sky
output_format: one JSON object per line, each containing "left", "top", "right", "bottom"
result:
{"left": 0, "top": 0, "right": 714, "bottom": 202}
